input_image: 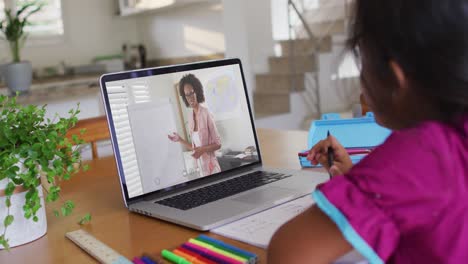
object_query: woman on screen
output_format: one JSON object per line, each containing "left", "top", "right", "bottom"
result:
{"left": 168, "top": 74, "right": 222, "bottom": 177}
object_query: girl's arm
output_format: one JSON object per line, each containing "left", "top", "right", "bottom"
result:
{"left": 268, "top": 205, "right": 352, "bottom": 264}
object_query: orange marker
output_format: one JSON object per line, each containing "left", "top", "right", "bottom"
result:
{"left": 176, "top": 247, "right": 217, "bottom": 264}
{"left": 173, "top": 248, "right": 210, "bottom": 264}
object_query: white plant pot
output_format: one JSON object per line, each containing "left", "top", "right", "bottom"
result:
{"left": 0, "top": 178, "right": 47, "bottom": 249}
{"left": 4, "top": 61, "right": 33, "bottom": 94}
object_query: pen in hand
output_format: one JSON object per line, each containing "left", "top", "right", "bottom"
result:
{"left": 327, "top": 130, "right": 334, "bottom": 179}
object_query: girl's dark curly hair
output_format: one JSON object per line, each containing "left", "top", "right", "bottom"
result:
{"left": 348, "top": 0, "right": 468, "bottom": 123}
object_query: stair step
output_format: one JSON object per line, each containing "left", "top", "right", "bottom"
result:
{"left": 305, "top": 20, "right": 346, "bottom": 38}
{"left": 303, "top": 5, "right": 348, "bottom": 23}
{"left": 269, "top": 55, "right": 317, "bottom": 74}
{"left": 279, "top": 36, "right": 332, "bottom": 55}
{"left": 318, "top": 0, "right": 353, "bottom": 9}
{"left": 256, "top": 73, "right": 305, "bottom": 94}
{"left": 254, "top": 93, "right": 290, "bottom": 117}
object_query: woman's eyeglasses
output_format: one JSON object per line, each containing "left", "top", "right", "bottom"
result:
{"left": 184, "top": 91, "right": 196, "bottom": 98}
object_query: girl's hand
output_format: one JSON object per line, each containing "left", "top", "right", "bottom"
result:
{"left": 168, "top": 132, "right": 181, "bottom": 142}
{"left": 192, "top": 147, "right": 204, "bottom": 159}
{"left": 307, "top": 135, "right": 353, "bottom": 176}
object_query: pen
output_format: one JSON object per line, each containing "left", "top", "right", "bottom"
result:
{"left": 161, "top": 249, "right": 192, "bottom": 264}
{"left": 327, "top": 130, "right": 334, "bottom": 178}
{"left": 298, "top": 149, "right": 371, "bottom": 157}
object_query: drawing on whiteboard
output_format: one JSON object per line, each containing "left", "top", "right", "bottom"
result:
{"left": 127, "top": 99, "right": 187, "bottom": 193}
{"left": 204, "top": 70, "right": 241, "bottom": 120}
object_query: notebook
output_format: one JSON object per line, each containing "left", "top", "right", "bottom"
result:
{"left": 211, "top": 195, "right": 368, "bottom": 264}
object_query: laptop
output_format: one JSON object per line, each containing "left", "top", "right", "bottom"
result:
{"left": 99, "top": 58, "right": 328, "bottom": 230}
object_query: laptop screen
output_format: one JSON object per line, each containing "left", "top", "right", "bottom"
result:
{"left": 100, "top": 59, "right": 261, "bottom": 200}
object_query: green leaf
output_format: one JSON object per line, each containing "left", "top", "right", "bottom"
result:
{"left": 24, "top": 210, "right": 32, "bottom": 219}
{"left": 61, "top": 206, "right": 68, "bottom": 216}
{"left": 64, "top": 200, "right": 75, "bottom": 210}
{"left": 78, "top": 213, "right": 92, "bottom": 225}
{"left": 4, "top": 215, "right": 14, "bottom": 227}
{"left": 53, "top": 210, "right": 59, "bottom": 217}
{"left": 0, "top": 235, "right": 10, "bottom": 250}
{"left": 83, "top": 164, "right": 90, "bottom": 172}
{"left": 5, "top": 182, "right": 15, "bottom": 196}
{"left": 61, "top": 200, "right": 75, "bottom": 216}
{"left": 33, "top": 216, "right": 38, "bottom": 222}
{"left": 5, "top": 198, "right": 11, "bottom": 207}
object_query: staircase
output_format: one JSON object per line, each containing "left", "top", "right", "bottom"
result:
{"left": 254, "top": 0, "right": 357, "bottom": 127}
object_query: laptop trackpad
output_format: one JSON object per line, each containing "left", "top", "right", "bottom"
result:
{"left": 232, "top": 187, "right": 295, "bottom": 204}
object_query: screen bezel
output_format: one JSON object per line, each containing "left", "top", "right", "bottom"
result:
{"left": 99, "top": 58, "right": 263, "bottom": 204}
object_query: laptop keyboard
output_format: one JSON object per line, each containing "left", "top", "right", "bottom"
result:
{"left": 155, "top": 171, "right": 292, "bottom": 210}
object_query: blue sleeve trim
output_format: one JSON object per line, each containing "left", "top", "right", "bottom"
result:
{"left": 312, "top": 190, "right": 384, "bottom": 264}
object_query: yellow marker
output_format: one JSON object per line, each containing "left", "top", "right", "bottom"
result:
{"left": 188, "top": 238, "right": 248, "bottom": 263}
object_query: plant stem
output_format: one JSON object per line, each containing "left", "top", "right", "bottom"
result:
{"left": 9, "top": 40, "right": 20, "bottom": 63}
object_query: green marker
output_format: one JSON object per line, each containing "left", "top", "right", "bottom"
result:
{"left": 161, "top": 249, "right": 192, "bottom": 264}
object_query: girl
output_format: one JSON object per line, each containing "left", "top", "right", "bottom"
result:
{"left": 268, "top": 0, "right": 468, "bottom": 263}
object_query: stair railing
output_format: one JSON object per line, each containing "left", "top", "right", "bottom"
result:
{"left": 287, "top": 0, "right": 352, "bottom": 119}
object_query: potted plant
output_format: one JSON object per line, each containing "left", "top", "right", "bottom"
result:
{"left": 0, "top": 1, "right": 43, "bottom": 94}
{"left": 0, "top": 95, "right": 91, "bottom": 250}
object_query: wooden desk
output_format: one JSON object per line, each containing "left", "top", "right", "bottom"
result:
{"left": 0, "top": 129, "right": 310, "bottom": 263}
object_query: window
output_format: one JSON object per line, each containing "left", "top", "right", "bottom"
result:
{"left": 0, "top": 1, "right": 4, "bottom": 20}
{"left": 1, "top": 0, "right": 64, "bottom": 37}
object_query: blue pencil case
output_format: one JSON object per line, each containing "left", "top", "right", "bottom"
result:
{"left": 299, "top": 112, "right": 392, "bottom": 168}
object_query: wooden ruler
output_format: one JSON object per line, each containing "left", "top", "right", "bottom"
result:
{"left": 66, "top": 229, "right": 133, "bottom": 264}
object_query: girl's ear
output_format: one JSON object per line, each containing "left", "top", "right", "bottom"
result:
{"left": 389, "top": 60, "right": 409, "bottom": 100}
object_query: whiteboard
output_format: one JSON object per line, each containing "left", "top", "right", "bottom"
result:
{"left": 127, "top": 99, "right": 187, "bottom": 193}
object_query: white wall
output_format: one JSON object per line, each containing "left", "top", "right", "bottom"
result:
{"left": 222, "top": 0, "right": 275, "bottom": 104}
{"left": 0, "top": 0, "right": 139, "bottom": 68}
{"left": 137, "top": 2, "right": 225, "bottom": 60}
{"left": 1, "top": 1, "right": 227, "bottom": 69}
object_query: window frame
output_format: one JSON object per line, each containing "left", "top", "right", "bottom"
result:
{"left": 1, "top": 0, "right": 66, "bottom": 46}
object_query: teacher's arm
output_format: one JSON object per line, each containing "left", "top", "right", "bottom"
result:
{"left": 168, "top": 132, "right": 193, "bottom": 150}
{"left": 192, "top": 143, "right": 221, "bottom": 159}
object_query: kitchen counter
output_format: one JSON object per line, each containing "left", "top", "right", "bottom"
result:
{"left": 0, "top": 74, "right": 102, "bottom": 105}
